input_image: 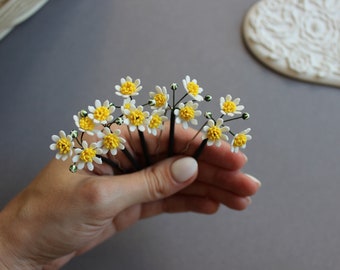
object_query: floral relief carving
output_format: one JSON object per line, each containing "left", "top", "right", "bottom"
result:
{"left": 243, "top": 0, "right": 340, "bottom": 87}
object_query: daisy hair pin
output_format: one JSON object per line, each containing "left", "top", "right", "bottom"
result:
{"left": 50, "top": 75, "right": 252, "bottom": 174}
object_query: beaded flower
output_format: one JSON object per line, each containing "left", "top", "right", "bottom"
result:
{"left": 50, "top": 75, "right": 252, "bottom": 173}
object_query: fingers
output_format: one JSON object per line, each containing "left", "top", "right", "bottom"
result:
{"left": 139, "top": 195, "right": 221, "bottom": 219}
{"left": 196, "top": 161, "right": 261, "bottom": 196}
{"left": 179, "top": 182, "right": 252, "bottom": 210}
{"left": 107, "top": 122, "right": 247, "bottom": 173}
{"left": 91, "top": 157, "right": 199, "bottom": 214}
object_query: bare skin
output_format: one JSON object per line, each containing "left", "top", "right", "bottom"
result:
{"left": 0, "top": 123, "right": 261, "bottom": 269}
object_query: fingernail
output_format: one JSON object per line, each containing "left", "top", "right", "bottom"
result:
{"left": 171, "top": 157, "right": 198, "bottom": 183}
{"left": 246, "top": 174, "right": 262, "bottom": 187}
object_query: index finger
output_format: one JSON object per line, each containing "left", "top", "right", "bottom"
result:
{"left": 116, "top": 121, "right": 247, "bottom": 171}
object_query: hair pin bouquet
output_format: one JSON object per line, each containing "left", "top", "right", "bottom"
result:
{"left": 50, "top": 75, "right": 252, "bottom": 173}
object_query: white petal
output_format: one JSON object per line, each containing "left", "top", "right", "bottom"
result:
{"left": 221, "top": 134, "right": 229, "bottom": 141}
{"left": 95, "top": 100, "right": 101, "bottom": 107}
{"left": 51, "top": 135, "right": 59, "bottom": 142}
{"left": 93, "top": 156, "right": 102, "bottom": 164}
{"left": 195, "top": 95, "right": 203, "bottom": 101}
{"left": 87, "top": 162, "right": 94, "bottom": 171}
{"left": 207, "top": 140, "right": 214, "bottom": 146}
{"left": 191, "top": 119, "right": 198, "bottom": 125}
{"left": 59, "top": 130, "right": 66, "bottom": 137}
{"left": 72, "top": 155, "right": 80, "bottom": 162}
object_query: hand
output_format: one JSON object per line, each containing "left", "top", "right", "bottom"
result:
{"left": 0, "top": 123, "right": 261, "bottom": 269}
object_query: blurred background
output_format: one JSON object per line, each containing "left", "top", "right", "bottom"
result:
{"left": 0, "top": 0, "right": 339, "bottom": 269}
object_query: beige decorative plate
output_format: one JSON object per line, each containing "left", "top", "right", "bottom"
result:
{"left": 243, "top": 0, "right": 340, "bottom": 87}
{"left": 0, "top": 0, "right": 49, "bottom": 41}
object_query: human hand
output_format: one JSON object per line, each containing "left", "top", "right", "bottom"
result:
{"left": 0, "top": 123, "right": 261, "bottom": 269}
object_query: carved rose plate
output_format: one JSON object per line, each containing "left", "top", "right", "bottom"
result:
{"left": 243, "top": 0, "right": 340, "bottom": 87}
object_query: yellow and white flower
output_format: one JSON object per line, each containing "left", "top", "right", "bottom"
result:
{"left": 73, "top": 114, "right": 98, "bottom": 136}
{"left": 182, "top": 75, "right": 204, "bottom": 101}
{"left": 50, "top": 130, "right": 74, "bottom": 161}
{"left": 88, "top": 99, "right": 115, "bottom": 125}
{"left": 147, "top": 109, "right": 168, "bottom": 136}
{"left": 72, "top": 141, "right": 102, "bottom": 171}
{"left": 220, "top": 95, "right": 244, "bottom": 117}
{"left": 202, "top": 119, "right": 229, "bottom": 147}
{"left": 174, "top": 101, "right": 201, "bottom": 129}
{"left": 115, "top": 76, "right": 142, "bottom": 98}
{"left": 149, "top": 85, "right": 169, "bottom": 109}
{"left": 124, "top": 105, "right": 150, "bottom": 132}
{"left": 121, "top": 98, "right": 136, "bottom": 115}
{"left": 231, "top": 128, "right": 252, "bottom": 153}
{"left": 97, "top": 127, "right": 126, "bottom": 155}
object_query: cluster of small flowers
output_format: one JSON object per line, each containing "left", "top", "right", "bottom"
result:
{"left": 50, "top": 75, "right": 251, "bottom": 173}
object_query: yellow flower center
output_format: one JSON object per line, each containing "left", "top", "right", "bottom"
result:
{"left": 120, "top": 81, "right": 137, "bottom": 95}
{"left": 154, "top": 93, "right": 167, "bottom": 107}
{"left": 56, "top": 138, "right": 71, "bottom": 154}
{"left": 222, "top": 101, "right": 237, "bottom": 113}
{"left": 79, "top": 116, "right": 95, "bottom": 131}
{"left": 149, "top": 114, "right": 162, "bottom": 129}
{"left": 103, "top": 133, "right": 120, "bottom": 149}
{"left": 186, "top": 81, "right": 199, "bottom": 96}
{"left": 233, "top": 134, "right": 247, "bottom": 147}
{"left": 207, "top": 126, "right": 222, "bottom": 141}
{"left": 128, "top": 109, "right": 145, "bottom": 126}
{"left": 179, "top": 106, "right": 195, "bottom": 121}
{"left": 94, "top": 106, "right": 110, "bottom": 121}
{"left": 124, "top": 103, "right": 131, "bottom": 110}
{"left": 79, "top": 148, "right": 96, "bottom": 162}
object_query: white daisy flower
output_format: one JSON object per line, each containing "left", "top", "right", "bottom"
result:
{"left": 121, "top": 98, "right": 136, "bottom": 115}
{"left": 73, "top": 114, "right": 98, "bottom": 136}
{"left": 231, "top": 128, "right": 252, "bottom": 153}
{"left": 72, "top": 141, "right": 102, "bottom": 171}
{"left": 88, "top": 99, "right": 115, "bottom": 125}
{"left": 174, "top": 100, "right": 202, "bottom": 129}
{"left": 115, "top": 76, "right": 142, "bottom": 98}
{"left": 149, "top": 85, "right": 169, "bottom": 109}
{"left": 124, "top": 105, "right": 150, "bottom": 132}
{"left": 147, "top": 109, "right": 168, "bottom": 136}
{"left": 97, "top": 127, "right": 126, "bottom": 155}
{"left": 220, "top": 95, "right": 244, "bottom": 116}
{"left": 50, "top": 130, "right": 74, "bottom": 161}
{"left": 202, "top": 119, "right": 229, "bottom": 147}
{"left": 182, "top": 75, "right": 204, "bottom": 101}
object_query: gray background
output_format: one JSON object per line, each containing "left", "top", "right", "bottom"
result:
{"left": 0, "top": 0, "right": 339, "bottom": 269}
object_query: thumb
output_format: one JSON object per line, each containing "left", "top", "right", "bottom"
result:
{"left": 111, "top": 156, "right": 198, "bottom": 210}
